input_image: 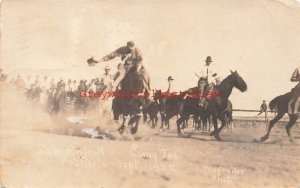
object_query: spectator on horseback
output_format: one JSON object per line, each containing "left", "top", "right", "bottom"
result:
{"left": 198, "top": 56, "right": 218, "bottom": 108}
{"left": 288, "top": 66, "right": 300, "bottom": 115}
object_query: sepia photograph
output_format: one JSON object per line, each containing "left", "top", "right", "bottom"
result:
{"left": 0, "top": 0, "right": 300, "bottom": 187}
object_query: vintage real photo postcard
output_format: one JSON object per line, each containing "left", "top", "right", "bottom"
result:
{"left": 0, "top": 0, "right": 300, "bottom": 187}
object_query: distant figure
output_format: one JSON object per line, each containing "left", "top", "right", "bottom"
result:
{"left": 258, "top": 100, "right": 268, "bottom": 115}
{"left": 258, "top": 100, "right": 268, "bottom": 128}
{"left": 166, "top": 76, "right": 174, "bottom": 94}
{"left": 0, "top": 69, "right": 7, "bottom": 82}
{"left": 288, "top": 66, "right": 300, "bottom": 115}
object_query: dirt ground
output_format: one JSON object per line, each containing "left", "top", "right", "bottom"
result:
{"left": 0, "top": 87, "right": 299, "bottom": 188}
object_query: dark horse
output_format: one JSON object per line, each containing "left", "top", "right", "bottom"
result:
{"left": 117, "top": 66, "right": 150, "bottom": 135}
{"left": 177, "top": 71, "right": 247, "bottom": 141}
{"left": 260, "top": 92, "right": 299, "bottom": 142}
{"left": 153, "top": 90, "right": 184, "bottom": 129}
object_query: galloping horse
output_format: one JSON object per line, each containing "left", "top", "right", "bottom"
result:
{"left": 260, "top": 92, "right": 299, "bottom": 142}
{"left": 177, "top": 71, "right": 247, "bottom": 141}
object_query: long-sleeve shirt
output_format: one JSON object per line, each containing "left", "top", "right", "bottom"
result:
{"left": 198, "top": 63, "right": 218, "bottom": 84}
{"left": 102, "top": 46, "right": 143, "bottom": 63}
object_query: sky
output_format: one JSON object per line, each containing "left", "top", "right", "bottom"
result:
{"left": 1, "top": 0, "right": 300, "bottom": 111}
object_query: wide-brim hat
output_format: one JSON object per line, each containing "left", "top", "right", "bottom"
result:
{"left": 263, "top": 100, "right": 266, "bottom": 102}
{"left": 167, "top": 76, "right": 174, "bottom": 81}
{"left": 205, "top": 56, "right": 213, "bottom": 63}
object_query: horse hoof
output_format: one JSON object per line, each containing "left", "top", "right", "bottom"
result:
{"left": 209, "top": 131, "right": 215, "bottom": 136}
{"left": 130, "top": 126, "right": 138, "bottom": 135}
{"left": 289, "top": 137, "right": 295, "bottom": 143}
{"left": 118, "top": 125, "right": 125, "bottom": 135}
{"left": 177, "top": 132, "right": 183, "bottom": 137}
{"left": 259, "top": 136, "right": 268, "bottom": 142}
{"left": 214, "top": 134, "right": 222, "bottom": 141}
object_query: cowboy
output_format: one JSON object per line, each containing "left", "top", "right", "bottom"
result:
{"left": 288, "top": 66, "right": 300, "bottom": 115}
{"left": 87, "top": 41, "right": 150, "bottom": 91}
{"left": 198, "top": 56, "right": 218, "bottom": 108}
{"left": 100, "top": 66, "right": 114, "bottom": 93}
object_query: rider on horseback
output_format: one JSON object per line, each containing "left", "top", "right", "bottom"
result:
{"left": 198, "top": 56, "right": 219, "bottom": 108}
{"left": 288, "top": 66, "right": 300, "bottom": 115}
{"left": 87, "top": 41, "right": 150, "bottom": 92}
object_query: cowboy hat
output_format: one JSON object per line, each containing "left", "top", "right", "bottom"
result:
{"left": 87, "top": 57, "right": 98, "bottom": 66}
{"left": 167, "top": 76, "right": 174, "bottom": 81}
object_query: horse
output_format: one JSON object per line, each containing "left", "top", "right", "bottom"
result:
{"left": 177, "top": 70, "right": 247, "bottom": 141}
{"left": 117, "top": 65, "right": 150, "bottom": 135}
{"left": 153, "top": 90, "right": 184, "bottom": 129}
{"left": 259, "top": 92, "right": 299, "bottom": 142}
{"left": 142, "top": 99, "right": 159, "bottom": 128}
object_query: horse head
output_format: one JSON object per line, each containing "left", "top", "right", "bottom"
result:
{"left": 229, "top": 70, "right": 247, "bottom": 92}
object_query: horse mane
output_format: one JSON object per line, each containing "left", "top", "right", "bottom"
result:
{"left": 219, "top": 74, "right": 232, "bottom": 88}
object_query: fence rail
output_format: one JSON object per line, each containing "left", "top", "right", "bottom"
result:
{"left": 231, "top": 109, "right": 300, "bottom": 124}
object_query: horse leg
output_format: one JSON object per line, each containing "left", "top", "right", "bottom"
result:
{"left": 285, "top": 114, "right": 298, "bottom": 142}
{"left": 154, "top": 115, "right": 158, "bottom": 127}
{"left": 208, "top": 115, "right": 212, "bottom": 132}
{"left": 209, "top": 114, "right": 219, "bottom": 138}
{"left": 160, "top": 113, "right": 165, "bottom": 129}
{"left": 118, "top": 114, "right": 131, "bottom": 135}
{"left": 143, "top": 110, "right": 147, "bottom": 123}
{"left": 176, "top": 116, "right": 187, "bottom": 136}
{"left": 216, "top": 113, "right": 227, "bottom": 137}
{"left": 166, "top": 114, "right": 171, "bottom": 129}
{"left": 130, "top": 113, "right": 141, "bottom": 134}
{"left": 150, "top": 115, "right": 155, "bottom": 128}
{"left": 260, "top": 112, "right": 284, "bottom": 142}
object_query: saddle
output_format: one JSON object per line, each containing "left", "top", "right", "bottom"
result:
{"left": 201, "top": 85, "right": 222, "bottom": 110}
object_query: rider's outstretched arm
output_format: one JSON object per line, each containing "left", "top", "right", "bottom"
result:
{"left": 101, "top": 46, "right": 130, "bottom": 62}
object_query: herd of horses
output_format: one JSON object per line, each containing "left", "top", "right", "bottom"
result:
{"left": 111, "top": 68, "right": 299, "bottom": 142}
